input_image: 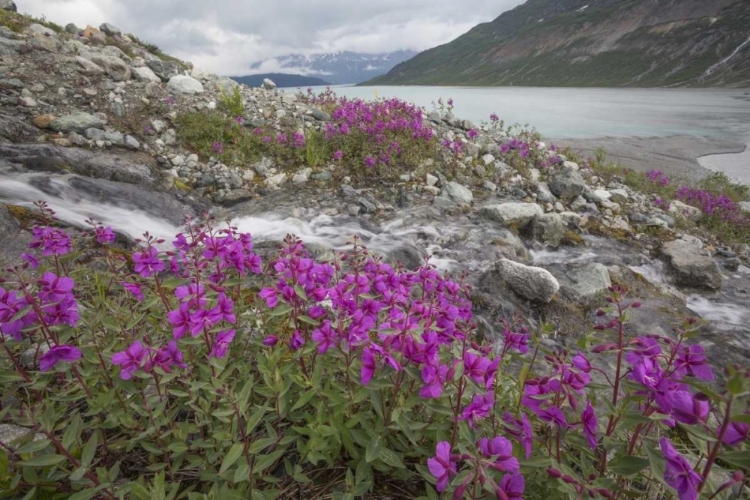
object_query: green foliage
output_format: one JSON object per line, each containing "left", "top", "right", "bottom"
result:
{"left": 303, "top": 130, "right": 326, "bottom": 168}
{"left": 218, "top": 87, "right": 245, "bottom": 118}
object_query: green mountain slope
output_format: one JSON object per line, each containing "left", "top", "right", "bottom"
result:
{"left": 366, "top": 0, "right": 750, "bottom": 87}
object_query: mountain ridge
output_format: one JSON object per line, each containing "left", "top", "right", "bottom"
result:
{"left": 230, "top": 73, "right": 330, "bottom": 88}
{"left": 365, "top": 0, "right": 750, "bottom": 87}
{"left": 251, "top": 50, "right": 417, "bottom": 84}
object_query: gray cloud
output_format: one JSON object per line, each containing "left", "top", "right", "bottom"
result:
{"left": 20, "top": 0, "right": 525, "bottom": 75}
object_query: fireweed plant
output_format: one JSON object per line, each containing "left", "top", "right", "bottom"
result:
{"left": 0, "top": 203, "right": 747, "bottom": 500}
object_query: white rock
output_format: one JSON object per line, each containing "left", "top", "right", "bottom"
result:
{"left": 423, "top": 185, "right": 440, "bottom": 196}
{"left": 292, "top": 168, "right": 312, "bottom": 183}
{"left": 668, "top": 200, "right": 702, "bottom": 220}
{"left": 440, "top": 182, "right": 473, "bottom": 204}
{"left": 563, "top": 161, "right": 579, "bottom": 171}
{"left": 167, "top": 75, "right": 204, "bottom": 95}
{"left": 264, "top": 173, "right": 287, "bottom": 187}
{"left": 425, "top": 174, "right": 439, "bottom": 186}
{"left": 132, "top": 66, "right": 161, "bottom": 83}
{"left": 480, "top": 203, "right": 543, "bottom": 228}
{"left": 482, "top": 153, "right": 496, "bottom": 166}
{"left": 496, "top": 259, "right": 560, "bottom": 303}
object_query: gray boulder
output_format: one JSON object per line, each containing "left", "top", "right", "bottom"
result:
{"left": 145, "top": 60, "right": 183, "bottom": 81}
{"left": 262, "top": 78, "right": 276, "bottom": 90}
{"left": 661, "top": 238, "right": 722, "bottom": 290}
{"left": 65, "top": 23, "right": 80, "bottom": 34}
{"left": 529, "top": 213, "right": 564, "bottom": 247}
{"left": 89, "top": 55, "right": 130, "bottom": 81}
{"left": 167, "top": 75, "right": 203, "bottom": 94}
{"left": 480, "top": 202, "right": 543, "bottom": 228}
{"left": 75, "top": 56, "right": 105, "bottom": 75}
{"left": 549, "top": 169, "right": 586, "bottom": 200}
{"left": 312, "top": 109, "right": 331, "bottom": 121}
{"left": 99, "top": 23, "right": 121, "bottom": 36}
{"left": 536, "top": 182, "right": 557, "bottom": 203}
{"left": 27, "top": 24, "right": 56, "bottom": 37}
{"left": 496, "top": 259, "right": 560, "bottom": 303}
{"left": 439, "top": 181, "right": 473, "bottom": 205}
{"left": 50, "top": 112, "right": 104, "bottom": 133}
{"left": 546, "top": 263, "right": 612, "bottom": 304}
{"left": 132, "top": 66, "right": 161, "bottom": 83}
{"left": 0, "top": 1, "right": 17, "bottom": 12}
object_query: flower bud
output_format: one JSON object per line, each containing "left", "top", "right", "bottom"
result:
{"left": 598, "top": 489, "right": 614, "bottom": 498}
{"left": 588, "top": 473, "right": 597, "bottom": 481}
{"left": 630, "top": 301, "right": 641, "bottom": 309}
{"left": 595, "top": 309, "right": 607, "bottom": 317}
{"left": 547, "top": 467, "right": 562, "bottom": 478}
{"left": 732, "top": 471, "right": 745, "bottom": 483}
{"left": 562, "top": 475, "right": 577, "bottom": 484}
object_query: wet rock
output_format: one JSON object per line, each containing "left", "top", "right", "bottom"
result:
{"left": 529, "top": 213, "right": 564, "bottom": 247}
{"left": 439, "top": 181, "right": 473, "bottom": 205}
{"left": 264, "top": 173, "right": 286, "bottom": 188}
{"left": 496, "top": 258, "right": 560, "bottom": 303}
{"left": 387, "top": 244, "right": 423, "bottom": 270}
{"left": 311, "top": 171, "right": 332, "bottom": 181}
{"left": 0, "top": 144, "right": 153, "bottom": 185}
{"left": 724, "top": 258, "right": 741, "bottom": 272}
{"left": 357, "top": 196, "right": 377, "bottom": 214}
{"left": 480, "top": 202, "right": 543, "bottom": 228}
{"left": 50, "top": 112, "right": 104, "bottom": 133}
{"left": 549, "top": 169, "right": 586, "bottom": 200}
{"left": 546, "top": 263, "right": 612, "bottom": 304}
{"left": 661, "top": 238, "right": 722, "bottom": 290}
{"left": 1, "top": 112, "right": 38, "bottom": 141}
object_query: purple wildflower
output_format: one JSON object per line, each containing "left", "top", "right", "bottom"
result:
{"left": 29, "top": 226, "right": 72, "bottom": 256}
{"left": 111, "top": 340, "right": 148, "bottom": 380}
{"left": 477, "top": 436, "right": 520, "bottom": 473}
{"left": 133, "top": 247, "right": 164, "bottom": 278}
{"left": 39, "top": 345, "right": 81, "bottom": 372}
{"left": 499, "top": 473, "right": 525, "bottom": 499}
{"left": 660, "top": 437, "right": 702, "bottom": 500}
{"left": 427, "top": 441, "right": 457, "bottom": 492}
{"left": 459, "top": 392, "right": 494, "bottom": 428}
{"left": 209, "top": 329, "right": 235, "bottom": 358}
{"left": 120, "top": 282, "right": 143, "bottom": 302}
{"left": 95, "top": 226, "right": 116, "bottom": 244}
{"left": 581, "top": 400, "right": 598, "bottom": 449}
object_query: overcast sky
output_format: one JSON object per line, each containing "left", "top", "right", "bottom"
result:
{"left": 20, "top": 0, "right": 525, "bottom": 75}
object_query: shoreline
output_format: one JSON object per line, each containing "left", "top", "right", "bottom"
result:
{"left": 553, "top": 135, "right": 748, "bottom": 183}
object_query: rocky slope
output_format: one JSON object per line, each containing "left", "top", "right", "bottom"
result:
{"left": 367, "top": 0, "right": 750, "bottom": 87}
{"left": 0, "top": 4, "right": 748, "bottom": 368}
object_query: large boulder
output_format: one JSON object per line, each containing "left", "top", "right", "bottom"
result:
{"left": 167, "top": 75, "right": 203, "bottom": 94}
{"left": 439, "top": 181, "right": 473, "bottom": 205}
{"left": 89, "top": 55, "right": 131, "bottom": 81}
{"left": 661, "top": 238, "right": 722, "bottom": 290}
{"left": 132, "top": 66, "right": 161, "bottom": 83}
{"left": 0, "top": 1, "right": 17, "bottom": 12}
{"left": 549, "top": 169, "right": 586, "bottom": 200}
{"left": 99, "top": 23, "right": 121, "bottom": 36}
{"left": 496, "top": 258, "right": 560, "bottom": 303}
{"left": 262, "top": 78, "right": 276, "bottom": 90}
{"left": 546, "top": 263, "right": 612, "bottom": 304}
{"left": 528, "top": 212, "right": 564, "bottom": 247}
{"left": 480, "top": 202, "right": 543, "bottom": 228}
{"left": 145, "top": 59, "right": 183, "bottom": 81}
{"left": 27, "top": 24, "right": 56, "bottom": 37}
{"left": 49, "top": 112, "right": 104, "bottom": 133}
{"left": 75, "top": 55, "right": 105, "bottom": 75}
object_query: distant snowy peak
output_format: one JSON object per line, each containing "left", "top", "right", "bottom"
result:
{"left": 250, "top": 50, "right": 417, "bottom": 84}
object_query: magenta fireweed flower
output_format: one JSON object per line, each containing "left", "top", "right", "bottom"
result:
{"left": 211, "top": 141, "right": 224, "bottom": 155}
{"left": 312, "top": 320, "right": 337, "bottom": 354}
{"left": 427, "top": 441, "right": 457, "bottom": 492}
{"left": 259, "top": 288, "right": 278, "bottom": 308}
{"left": 669, "top": 391, "right": 710, "bottom": 425}
{"left": 333, "top": 150, "right": 343, "bottom": 161}
{"left": 572, "top": 352, "right": 592, "bottom": 373}
{"left": 674, "top": 345, "right": 714, "bottom": 381}
{"left": 212, "top": 294, "right": 236, "bottom": 324}
{"left": 209, "top": 329, "right": 235, "bottom": 358}
{"left": 133, "top": 247, "right": 164, "bottom": 278}
{"left": 722, "top": 421, "right": 750, "bottom": 446}
{"left": 660, "top": 437, "right": 702, "bottom": 500}
{"left": 29, "top": 226, "right": 72, "bottom": 256}
{"left": 0, "top": 288, "right": 35, "bottom": 340}
{"left": 38, "top": 272, "right": 74, "bottom": 303}
{"left": 235, "top": 116, "right": 245, "bottom": 124}
{"left": 463, "top": 351, "right": 500, "bottom": 389}
{"left": 502, "top": 327, "right": 529, "bottom": 354}
{"left": 39, "top": 345, "right": 81, "bottom": 371}
{"left": 21, "top": 253, "right": 39, "bottom": 269}
{"left": 118, "top": 281, "right": 142, "bottom": 301}
{"left": 262, "top": 335, "right": 279, "bottom": 347}
{"left": 167, "top": 305, "right": 192, "bottom": 339}
{"left": 477, "top": 436, "right": 520, "bottom": 473}
{"left": 364, "top": 156, "right": 376, "bottom": 168}
{"left": 502, "top": 412, "right": 534, "bottom": 459}
{"left": 459, "top": 392, "right": 494, "bottom": 428}
{"left": 361, "top": 347, "right": 376, "bottom": 385}
{"left": 419, "top": 363, "right": 449, "bottom": 398}
{"left": 112, "top": 340, "right": 148, "bottom": 380}
{"left": 499, "top": 473, "right": 525, "bottom": 499}
{"left": 276, "top": 133, "right": 287, "bottom": 145}
{"left": 147, "top": 340, "right": 187, "bottom": 372}
{"left": 490, "top": 113, "right": 499, "bottom": 122}
{"left": 581, "top": 400, "right": 598, "bottom": 449}
{"left": 289, "top": 330, "right": 304, "bottom": 351}
{"left": 467, "top": 129, "right": 478, "bottom": 139}
{"left": 95, "top": 226, "right": 116, "bottom": 244}
{"left": 292, "top": 131, "right": 305, "bottom": 148}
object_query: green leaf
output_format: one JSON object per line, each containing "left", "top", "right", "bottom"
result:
{"left": 15, "top": 439, "right": 51, "bottom": 455}
{"left": 63, "top": 415, "right": 81, "bottom": 450}
{"left": 365, "top": 435, "right": 383, "bottom": 463}
{"left": 378, "top": 448, "right": 405, "bottom": 469}
{"left": 81, "top": 432, "right": 98, "bottom": 468}
{"left": 608, "top": 456, "right": 649, "bottom": 477}
{"left": 67, "top": 488, "right": 102, "bottom": 500}
{"left": 220, "top": 443, "right": 245, "bottom": 474}
{"left": 294, "top": 285, "right": 308, "bottom": 301}
{"left": 18, "top": 454, "right": 66, "bottom": 467}
{"left": 719, "top": 450, "right": 750, "bottom": 468}
{"left": 128, "top": 482, "right": 151, "bottom": 500}
{"left": 233, "top": 461, "right": 250, "bottom": 483}
{"left": 69, "top": 466, "right": 88, "bottom": 482}
{"left": 731, "top": 414, "right": 750, "bottom": 423}
{"left": 268, "top": 304, "right": 293, "bottom": 317}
